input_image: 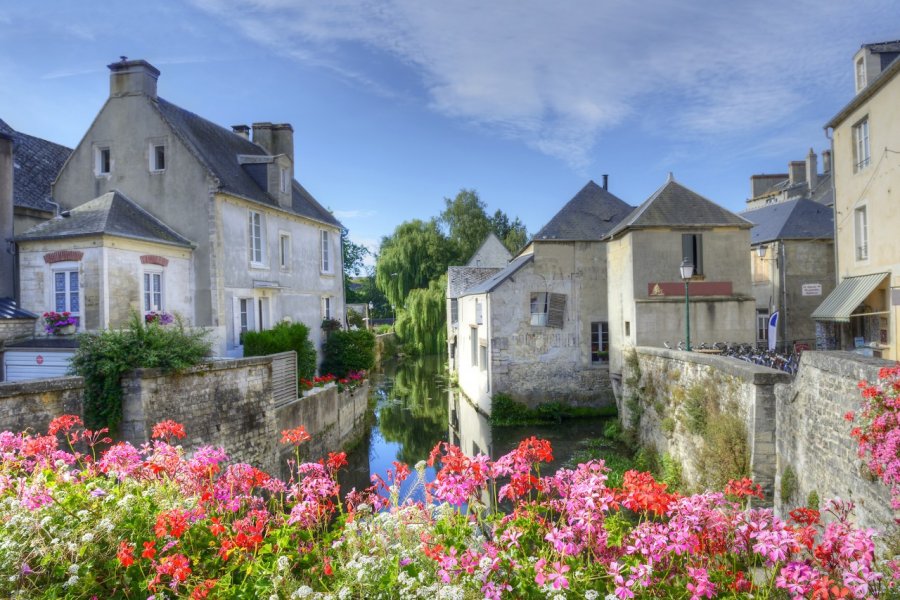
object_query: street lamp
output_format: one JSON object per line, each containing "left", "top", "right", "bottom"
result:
{"left": 679, "top": 257, "right": 694, "bottom": 351}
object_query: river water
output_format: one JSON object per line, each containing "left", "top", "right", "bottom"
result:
{"left": 341, "top": 355, "right": 612, "bottom": 501}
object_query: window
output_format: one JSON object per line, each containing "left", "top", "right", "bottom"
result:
{"left": 279, "top": 233, "right": 291, "bottom": 270}
{"left": 591, "top": 322, "right": 609, "bottom": 362}
{"left": 249, "top": 210, "right": 265, "bottom": 265}
{"left": 855, "top": 206, "right": 868, "bottom": 260}
{"left": 856, "top": 57, "right": 867, "bottom": 92}
{"left": 53, "top": 269, "right": 80, "bottom": 316}
{"left": 530, "top": 293, "right": 548, "bottom": 326}
{"left": 479, "top": 344, "right": 487, "bottom": 372}
{"left": 475, "top": 299, "right": 483, "bottom": 325}
{"left": 470, "top": 327, "right": 478, "bottom": 367}
{"left": 143, "top": 271, "right": 163, "bottom": 312}
{"left": 322, "top": 296, "right": 332, "bottom": 320}
{"left": 681, "top": 234, "right": 703, "bottom": 276}
{"left": 95, "top": 146, "right": 111, "bottom": 176}
{"left": 150, "top": 144, "right": 166, "bottom": 172}
{"left": 853, "top": 118, "right": 870, "bottom": 172}
{"left": 757, "top": 310, "right": 769, "bottom": 345}
{"left": 320, "top": 230, "right": 331, "bottom": 273}
{"left": 280, "top": 167, "right": 290, "bottom": 193}
{"left": 239, "top": 299, "right": 250, "bottom": 333}
{"left": 625, "top": 321, "right": 631, "bottom": 337}
{"left": 450, "top": 298, "right": 458, "bottom": 325}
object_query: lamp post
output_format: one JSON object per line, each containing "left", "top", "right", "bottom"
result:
{"left": 679, "top": 258, "right": 694, "bottom": 351}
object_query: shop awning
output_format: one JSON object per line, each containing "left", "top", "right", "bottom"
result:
{"left": 811, "top": 272, "right": 889, "bottom": 322}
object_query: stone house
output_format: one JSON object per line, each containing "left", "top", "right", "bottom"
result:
{"left": 455, "top": 180, "right": 632, "bottom": 414}
{"left": 744, "top": 148, "right": 833, "bottom": 212}
{"left": 13, "top": 58, "right": 344, "bottom": 359}
{"left": 741, "top": 199, "right": 834, "bottom": 351}
{"left": 446, "top": 233, "right": 511, "bottom": 371}
{"left": 813, "top": 40, "right": 900, "bottom": 358}
{"left": 605, "top": 175, "right": 755, "bottom": 380}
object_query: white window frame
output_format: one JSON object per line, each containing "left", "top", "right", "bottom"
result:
{"left": 756, "top": 310, "right": 769, "bottom": 345}
{"left": 149, "top": 142, "right": 166, "bottom": 173}
{"left": 142, "top": 268, "right": 164, "bottom": 313}
{"left": 280, "top": 167, "right": 290, "bottom": 194}
{"left": 320, "top": 230, "right": 333, "bottom": 274}
{"left": 279, "top": 232, "right": 291, "bottom": 271}
{"left": 94, "top": 145, "right": 111, "bottom": 176}
{"left": 855, "top": 205, "right": 868, "bottom": 261}
{"left": 249, "top": 210, "right": 267, "bottom": 266}
{"left": 49, "top": 262, "right": 82, "bottom": 327}
{"left": 322, "top": 296, "right": 333, "bottom": 320}
{"left": 855, "top": 57, "right": 867, "bottom": 92}
{"left": 470, "top": 327, "right": 478, "bottom": 367}
{"left": 853, "top": 117, "right": 870, "bottom": 172}
{"left": 530, "top": 292, "right": 548, "bottom": 326}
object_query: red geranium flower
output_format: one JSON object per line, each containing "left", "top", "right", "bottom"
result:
{"left": 151, "top": 420, "right": 186, "bottom": 440}
{"left": 280, "top": 425, "right": 311, "bottom": 446}
{"left": 116, "top": 541, "right": 135, "bottom": 567}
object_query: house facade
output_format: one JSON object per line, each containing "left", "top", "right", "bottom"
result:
{"left": 455, "top": 180, "right": 631, "bottom": 413}
{"left": 15, "top": 59, "right": 344, "bottom": 359}
{"left": 744, "top": 148, "right": 833, "bottom": 212}
{"left": 606, "top": 176, "right": 755, "bottom": 379}
{"left": 813, "top": 41, "right": 900, "bottom": 359}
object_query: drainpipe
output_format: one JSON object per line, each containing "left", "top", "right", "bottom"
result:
{"left": 826, "top": 126, "right": 841, "bottom": 349}
{"left": 780, "top": 240, "right": 788, "bottom": 351}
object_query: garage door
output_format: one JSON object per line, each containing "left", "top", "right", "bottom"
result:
{"left": 3, "top": 350, "right": 75, "bottom": 382}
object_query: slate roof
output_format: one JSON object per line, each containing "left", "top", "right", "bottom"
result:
{"left": 0, "top": 119, "right": 72, "bottom": 213}
{"left": 153, "top": 98, "right": 341, "bottom": 228}
{"left": 741, "top": 198, "right": 834, "bottom": 245}
{"left": 827, "top": 44, "right": 900, "bottom": 129}
{"left": 462, "top": 254, "right": 534, "bottom": 296}
{"left": 534, "top": 180, "right": 633, "bottom": 241}
{"left": 16, "top": 190, "right": 193, "bottom": 247}
{"left": 607, "top": 178, "right": 751, "bottom": 238}
{"left": 0, "top": 298, "right": 37, "bottom": 320}
{"left": 447, "top": 266, "right": 504, "bottom": 299}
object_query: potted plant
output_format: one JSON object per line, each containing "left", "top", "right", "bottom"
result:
{"left": 43, "top": 311, "right": 79, "bottom": 336}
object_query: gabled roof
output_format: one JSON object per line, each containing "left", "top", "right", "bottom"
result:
{"left": 0, "top": 297, "right": 37, "bottom": 320}
{"left": 827, "top": 45, "right": 900, "bottom": 129}
{"left": 462, "top": 253, "right": 534, "bottom": 296}
{"left": 447, "top": 266, "right": 505, "bottom": 299}
{"left": 607, "top": 177, "right": 751, "bottom": 238}
{"left": 153, "top": 98, "right": 341, "bottom": 228}
{"left": 0, "top": 118, "right": 72, "bottom": 213}
{"left": 16, "top": 189, "right": 193, "bottom": 247}
{"left": 534, "top": 180, "right": 633, "bottom": 241}
{"left": 466, "top": 232, "right": 512, "bottom": 267}
{"left": 741, "top": 198, "right": 834, "bottom": 245}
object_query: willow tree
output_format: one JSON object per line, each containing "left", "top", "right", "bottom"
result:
{"left": 375, "top": 219, "right": 451, "bottom": 309}
{"left": 394, "top": 275, "right": 447, "bottom": 355}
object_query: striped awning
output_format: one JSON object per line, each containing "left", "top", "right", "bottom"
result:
{"left": 811, "top": 272, "right": 889, "bottom": 322}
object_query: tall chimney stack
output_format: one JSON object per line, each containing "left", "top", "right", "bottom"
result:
{"left": 0, "top": 133, "right": 14, "bottom": 299}
{"left": 107, "top": 58, "right": 160, "bottom": 99}
{"left": 602, "top": 174, "right": 608, "bottom": 190}
{"left": 788, "top": 160, "right": 806, "bottom": 187}
{"left": 805, "top": 148, "right": 818, "bottom": 192}
{"left": 822, "top": 149, "right": 832, "bottom": 174}
{"left": 232, "top": 125, "right": 250, "bottom": 140}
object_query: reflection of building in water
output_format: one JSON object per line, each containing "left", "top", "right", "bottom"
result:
{"left": 448, "top": 388, "right": 492, "bottom": 459}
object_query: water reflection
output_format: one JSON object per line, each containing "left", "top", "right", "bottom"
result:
{"left": 344, "top": 356, "right": 610, "bottom": 503}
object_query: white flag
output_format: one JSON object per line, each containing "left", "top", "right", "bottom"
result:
{"left": 768, "top": 311, "right": 779, "bottom": 351}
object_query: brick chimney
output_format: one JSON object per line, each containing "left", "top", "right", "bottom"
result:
{"left": 0, "top": 133, "right": 14, "bottom": 298}
{"left": 822, "top": 149, "right": 832, "bottom": 174}
{"left": 232, "top": 125, "right": 250, "bottom": 140}
{"left": 107, "top": 58, "right": 160, "bottom": 99}
{"left": 252, "top": 122, "right": 294, "bottom": 168}
{"left": 788, "top": 160, "right": 806, "bottom": 187}
{"left": 805, "top": 148, "right": 818, "bottom": 191}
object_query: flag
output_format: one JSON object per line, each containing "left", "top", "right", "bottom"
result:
{"left": 768, "top": 311, "right": 779, "bottom": 351}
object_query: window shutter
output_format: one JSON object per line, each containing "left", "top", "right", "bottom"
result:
{"left": 232, "top": 296, "right": 242, "bottom": 348}
{"left": 695, "top": 235, "right": 703, "bottom": 275}
{"left": 547, "top": 293, "right": 566, "bottom": 328}
{"left": 681, "top": 234, "right": 692, "bottom": 265}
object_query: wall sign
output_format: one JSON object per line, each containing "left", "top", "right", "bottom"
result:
{"left": 801, "top": 283, "right": 822, "bottom": 296}
{"left": 35, "top": 355, "right": 44, "bottom": 365}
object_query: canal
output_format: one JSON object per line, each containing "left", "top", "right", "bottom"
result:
{"left": 342, "top": 355, "right": 614, "bottom": 501}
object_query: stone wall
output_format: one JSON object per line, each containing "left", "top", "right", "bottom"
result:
{"left": 620, "top": 347, "right": 789, "bottom": 503}
{"left": 775, "top": 351, "right": 895, "bottom": 536}
{"left": 0, "top": 376, "right": 84, "bottom": 434}
{"left": 0, "top": 319, "right": 36, "bottom": 345}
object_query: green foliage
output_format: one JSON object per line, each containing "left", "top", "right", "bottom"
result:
{"left": 242, "top": 321, "right": 317, "bottom": 381}
{"left": 440, "top": 189, "right": 494, "bottom": 262}
{"left": 394, "top": 275, "right": 447, "bottom": 355}
{"left": 490, "top": 394, "right": 617, "bottom": 426}
{"left": 489, "top": 209, "right": 529, "bottom": 254}
{"left": 69, "top": 313, "right": 210, "bottom": 430}
{"left": 661, "top": 417, "right": 676, "bottom": 435}
{"left": 321, "top": 329, "right": 376, "bottom": 377}
{"left": 781, "top": 465, "right": 798, "bottom": 505}
{"left": 807, "top": 489, "right": 820, "bottom": 511}
{"left": 603, "top": 420, "right": 624, "bottom": 441}
{"left": 695, "top": 408, "right": 749, "bottom": 492}
{"left": 567, "top": 423, "right": 633, "bottom": 488}
{"left": 634, "top": 445, "right": 660, "bottom": 474}
{"left": 376, "top": 219, "right": 451, "bottom": 309}
{"left": 683, "top": 383, "right": 711, "bottom": 435}
{"left": 374, "top": 324, "right": 393, "bottom": 334}
{"left": 659, "top": 453, "right": 683, "bottom": 490}
{"left": 346, "top": 307, "right": 366, "bottom": 329}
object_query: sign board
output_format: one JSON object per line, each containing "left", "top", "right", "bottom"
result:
{"left": 801, "top": 283, "right": 822, "bottom": 296}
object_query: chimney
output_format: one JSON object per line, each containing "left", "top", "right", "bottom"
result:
{"left": 0, "top": 133, "right": 14, "bottom": 298}
{"left": 788, "top": 160, "right": 806, "bottom": 187}
{"left": 251, "top": 122, "right": 274, "bottom": 153}
{"left": 602, "top": 174, "right": 608, "bottom": 190}
{"left": 822, "top": 149, "right": 832, "bottom": 174}
{"left": 232, "top": 125, "right": 250, "bottom": 140}
{"left": 107, "top": 58, "right": 160, "bottom": 99}
{"left": 270, "top": 124, "right": 294, "bottom": 167}
{"left": 805, "top": 148, "right": 818, "bottom": 191}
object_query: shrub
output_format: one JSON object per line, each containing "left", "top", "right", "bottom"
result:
{"left": 374, "top": 324, "right": 393, "bottom": 334}
{"left": 346, "top": 308, "right": 366, "bottom": 329}
{"left": 682, "top": 383, "right": 711, "bottom": 435}
{"left": 603, "top": 419, "right": 624, "bottom": 441}
{"left": 807, "top": 489, "right": 820, "bottom": 511}
{"left": 69, "top": 313, "right": 210, "bottom": 430}
{"left": 242, "top": 321, "right": 316, "bottom": 382}
{"left": 321, "top": 329, "right": 376, "bottom": 378}
{"left": 696, "top": 409, "right": 749, "bottom": 492}
{"left": 781, "top": 464, "right": 798, "bottom": 506}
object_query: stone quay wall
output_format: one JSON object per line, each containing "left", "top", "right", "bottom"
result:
{"left": 775, "top": 351, "right": 895, "bottom": 536}
{"left": 620, "top": 347, "right": 789, "bottom": 504}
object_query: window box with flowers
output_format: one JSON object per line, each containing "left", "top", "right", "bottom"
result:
{"left": 43, "top": 311, "right": 79, "bottom": 336}
{"left": 144, "top": 311, "right": 174, "bottom": 326}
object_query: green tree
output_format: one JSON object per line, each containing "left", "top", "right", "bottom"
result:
{"left": 375, "top": 219, "right": 451, "bottom": 309}
{"left": 490, "top": 210, "right": 529, "bottom": 254}
{"left": 394, "top": 275, "right": 447, "bottom": 355}
{"left": 439, "top": 189, "right": 493, "bottom": 263}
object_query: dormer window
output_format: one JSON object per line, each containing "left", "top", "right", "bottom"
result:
{"left": 855, "top": 57, "right": 867, "bottom": 92}
{"left": 94, "top": 146, "right": 111, "bottom": 176}
{"left": 150, "top": 143, "right": 166, "bottom": 172}
{"left": 280, "top": 167, "right": 290, "bottom": 194}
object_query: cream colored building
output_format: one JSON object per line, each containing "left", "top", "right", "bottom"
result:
{"left": 813, "top": 41, "right": 900, "bottom": 359}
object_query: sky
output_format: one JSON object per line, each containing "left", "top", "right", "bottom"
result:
{"left": 1, "top": 1, "right": 898, "bottom": 262}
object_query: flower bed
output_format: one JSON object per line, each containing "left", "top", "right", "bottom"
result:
{"left": 0, "top": 416, "right": 895, "bottom": 598}
{"left": 300, "top": 371, "right": 366, "bottom": 394}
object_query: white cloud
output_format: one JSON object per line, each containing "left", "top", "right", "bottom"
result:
{"left": 334, "top": 209, "right": 378, "bottom": 219}
{"left": 189, "top": 0, "right": 896, "bottom": 166}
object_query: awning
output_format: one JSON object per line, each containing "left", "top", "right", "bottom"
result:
{"left": 811, "top": 272, "right": 889, "bottom": 322}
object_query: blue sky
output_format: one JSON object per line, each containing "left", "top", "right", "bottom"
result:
{"left": 1, "top": 1, "right": 897, "bottom": 260}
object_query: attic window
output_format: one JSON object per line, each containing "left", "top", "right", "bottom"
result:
{"left": 280, "top": 167, "right": 290, "bottom": 194}
{"left": 855, "top": 57, "right": 867, "bottom": 92}
{"left": 150, "top": 143, "right": 166, "bottom": 172}
{"left": 95, "top": 146, "right": 111, "bottom": 176}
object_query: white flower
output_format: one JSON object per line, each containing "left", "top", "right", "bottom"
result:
{"left": 269, "top": 595, "right": 278, "bottom": 600}
{"left": 64, "top": 575, "right": 79, "bottom": 587}
{"left": 277, "top": 555, "right": 290, "bottom": 571}
{"left": 585, "top": 592, "right": 599, "bottom": 600}
{"left": 292, "top": 586, "right": 313, "bottom": 599}
{"left": 81, "top": 532, "right": 94, "bottom": 543}
{"left": 68, "top": 563, "right": 79, "bottom": 575}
